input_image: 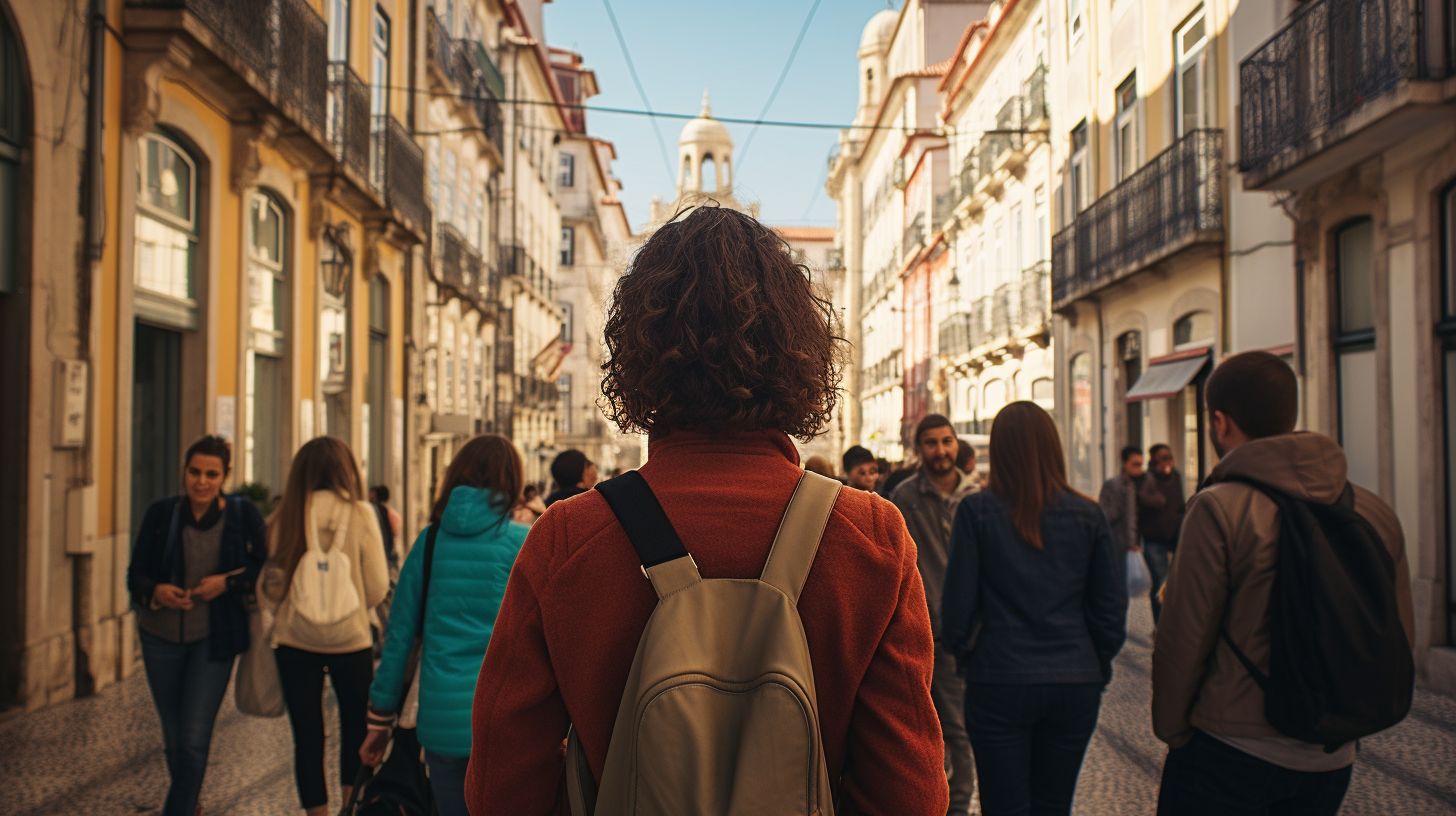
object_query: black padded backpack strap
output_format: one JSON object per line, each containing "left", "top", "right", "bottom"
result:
{"left": 595, "top": 471, "right": 689, "bottom": 568}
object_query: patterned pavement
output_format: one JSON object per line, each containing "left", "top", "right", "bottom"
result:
{"left": 4, "top": 602, "right": 1455, "bottom": 815}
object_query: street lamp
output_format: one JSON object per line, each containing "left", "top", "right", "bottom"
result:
{"left": 321, "top": 223, "right": 354, "bottom": 298}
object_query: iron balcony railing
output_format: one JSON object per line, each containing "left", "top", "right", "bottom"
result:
{"left": 427, "top": 12, "right": 505, "bottom": 151}
{"left": 1240, "top": 0, "right": 1427, "bottom": 175}
{"left": 958, "top": 146, "right": 981, "bottom": 199}
{"left": 377, "top": 115, "right": 429, "bottom": 231}
{"left": 991, "top": 283, "right": 1015, "bottom": 341}
{"left": 128, "top": 0, "right": 328, "bottom": 137}
{"left": 902, "top": 212, "right": 926, "bottom": 254}
{"left": 462, "top": 39, "right": 506, "bottom": 100}
{"left": 979, "top": 98, "right": 1026, "bottom": 178}
{"left": 1052, "top": 128, "right": 1225, "bottom": 308}
{"left": 1019, "top": 261, "right": 1050, "bottom": 331}
{"left": 327, "top": 63, "right": 372, "bottom": 188}
{"left": 934, "top": 192, "right": 956, "bottom": 226}
{"left": 1022, "top": 63, "right": 1049, "bottom": 125}
{"left": 500, "top": 243, "right": 558, "bottom": 302}
{"left": 938, "top": 311, "right": 976, "bottom": 357}
{"left": 439, "top": 224, "right": 481, "bottom": 299}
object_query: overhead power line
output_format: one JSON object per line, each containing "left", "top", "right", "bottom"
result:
{"left": 736, "top": 0, "right": 826, "bottom": 172}
{"left": 599, "top": 0, "right": 677, "bottom": 188}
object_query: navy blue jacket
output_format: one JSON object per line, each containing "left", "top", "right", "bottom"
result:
{"left": 942, "top": 490, "right": 1127, "bottom": 685}
{"left": 127, "top": 495, "right": 268, "bottom": 660}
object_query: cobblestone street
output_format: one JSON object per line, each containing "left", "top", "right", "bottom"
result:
{"left": 5, "top": 603, "right": 1455, "bottom": 815}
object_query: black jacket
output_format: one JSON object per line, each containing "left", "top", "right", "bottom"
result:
{"left": 127, "top": 495, "right": 268, "bottom": 660}
{"left": 942, "top": 490, "right": 1127, "bottom": 685}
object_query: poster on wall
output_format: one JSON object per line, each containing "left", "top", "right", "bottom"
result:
{"left": 216, "top": 396, "right": 236, "bottom": 442}
{"left": 300, "top": 398, "right": 314, "bottom": 443}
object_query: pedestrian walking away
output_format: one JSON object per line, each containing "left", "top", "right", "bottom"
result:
{"left": 943, "top": 402, "right": 1128, "bottom": 816}
{"left": 1137, "top": 443, "right": 1184, "bottom": 623}
{"left": 842, "top": 444, "right": 879, "bottom": 492}
{"left": 1099, "top": 446, "right": 1145, "bottom": 556}
{"left": 890, "top": 413, "right": 980, "bottom": 815}
{"left": 127, "top": 435, "right": 268, "bottom": 816}
{"left": 1152, "top": 352, "right": 1416, "bottom": 816}
{"left": 260, "top": 437, "right": 391, "bottom": 816}
{"left": 465, "top": 206, "right": 949, "bottom": 814}
{"left": 359, "top": 434, "right": 529, "bottom": 816}
{"left": 545, "top": 449, "right": 597, "bottom": 507}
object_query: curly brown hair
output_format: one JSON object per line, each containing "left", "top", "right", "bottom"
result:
{"left": 601, "top": 206, "right": 843, "bottom": 441}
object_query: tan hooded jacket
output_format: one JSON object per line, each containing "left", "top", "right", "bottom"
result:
{"left": 1151, "top": 433, "right": 1413, "bottom": 749}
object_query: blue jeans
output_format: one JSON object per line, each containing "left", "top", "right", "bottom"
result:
{"left": 1143, "top": 541, "right": 1174, "bottom": 623}
{"left": 139, "top": 629, "right": 236, "bottom": 816}
{"left": 425, "top": 750, "right": 470, "bottom": 816}
{"left": 964, "top": 682, "right": 1103, "bottom": 816}
{"left": 1158, "top": 731, "right": 1353, "bottom": 815}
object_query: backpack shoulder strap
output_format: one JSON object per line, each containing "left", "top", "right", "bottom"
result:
{"left": 418, "top": 524, "right": 439, "bottom": 641}
{"left": 761, "top": 472, "right": 841, "bottom": 604}
{"left": 596, "top": 471, "right": 701, "bottom": 599}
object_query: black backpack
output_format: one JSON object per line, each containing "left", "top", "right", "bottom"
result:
{"left": 1221, "top": 478, "right": 1413, "bottom": 750}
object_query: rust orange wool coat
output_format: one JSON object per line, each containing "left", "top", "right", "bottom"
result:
{"left": 465, "top": 430, "right": 950, "bottom": 815}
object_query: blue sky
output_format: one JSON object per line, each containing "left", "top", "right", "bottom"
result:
{"left": 545, "top": 0, "right": 897, "bottom": 232}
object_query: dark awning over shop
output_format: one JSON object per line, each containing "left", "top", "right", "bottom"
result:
{"left": 1125, "top": 353, "right": 1210, "bottom": 402}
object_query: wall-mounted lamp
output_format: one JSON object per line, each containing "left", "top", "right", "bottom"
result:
{"left": 321, "top": 223, "right": 355, "bottom": 298}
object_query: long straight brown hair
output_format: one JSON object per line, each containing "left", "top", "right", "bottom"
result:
{"left": 429, "top": 434, "right": 524, "bottom": 524}
{"left": 985, "top": 401, "right": 1077, "bottom": 550}
{"left": 268, "top": 436, "right": 366, "bottom": 592}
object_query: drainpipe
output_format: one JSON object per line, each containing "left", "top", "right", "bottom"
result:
{"left": 1095, "top": 296, "right": 1107, "bottom": 480}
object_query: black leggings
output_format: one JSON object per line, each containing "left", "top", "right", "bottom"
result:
{"left": 274, "top": 645, "right": 374, "bottom": 809}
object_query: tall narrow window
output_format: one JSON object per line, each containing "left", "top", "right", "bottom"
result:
{"left": 1438, "top": 184, "right": 1456, "bottom": 644}
{"left": 558, "top": 152, "right": 576, "bottom": 188}
{"left": 319, "top": 236, "right": 350, "bottom": 439}
{"left": 1114, "top": 72, "right": 1138, "bottom": 182}
{"left": 1070, "top": 353, "right": 1096, "bottom": 492}
{"left": 560, "top": 226, "right": 575, "bottom": 267}
{"left": 1334, "top": 218, "right": 1378, "bottom": 489}
{"left": 1174, "top": 8, "right": 1213, "bottom": 137}
{"left": 442, "top": 150, "right": 456, "bottom": 227}
{"left": 329, "top": 0, "right": 350, "bottom": 62}
{"left": 135, "top": 132, "right": 200, "bottom": 328}
{"left": 1068, "top": 0, "right": 1086, "bottom": 45}
{"left": 442, "top": 319, "right": 455, "bottom": 415}
{"left": 700, "top": 154, "right": 717, "bottom": 193}
{"left": 366, "top": 275, "right": 389, "bottom": 483}
{"left": 1069, "top": 120, "right": 1089, "bottom": 214}
{"left": 246, "top": 192, "right": 288, "bottom": 494}
{"left": 1118, "top": 331, "right": 1143, "bottom": 453}
{"left": 369, "top": 6, "right": 391, "bottom": 188}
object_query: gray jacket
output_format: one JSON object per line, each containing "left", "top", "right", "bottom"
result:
{"left": 1098, "top": 474, "right": 1140, "bottom": 552}
{"left": 891, "top": 469, "right": 979, "bottom": 637}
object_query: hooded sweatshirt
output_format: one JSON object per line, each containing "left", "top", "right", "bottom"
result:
{"left": 1152, "top": 433, "right": 1413, "bottom": 771}
{"left": 370, "top": 486, "right": 529, "bottom": 758}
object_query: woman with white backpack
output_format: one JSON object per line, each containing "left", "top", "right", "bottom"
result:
{"left": 261, "top": 436, "right": 390, "bottom": 815}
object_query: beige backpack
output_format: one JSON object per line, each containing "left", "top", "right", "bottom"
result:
{"left": 567, "top": 470, "right": 842, "bottom": 816}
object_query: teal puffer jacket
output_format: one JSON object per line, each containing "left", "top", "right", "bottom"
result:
{"left": 369, "top": 485, "right": 529, "bottom": 758}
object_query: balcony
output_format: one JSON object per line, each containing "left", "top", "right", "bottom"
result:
{"left": 327, "top": 63, "right": 373, "bottom": 191}
{"left": 1052, "top": 129, "right": 1225, "bottom": 310}
{"left": 426, "top": 11, "right": 505, "bottom": 154}
{"left": 500, "top": 244, "right": 558, "bottom": 302}
{"left": 938, "top": 311, "right": 976, "bottom": 357}
{"left": 902, "top": 212, "right": 927, "bottom": 256}
{"left": 1022, "top": 63, "right": 1048, "bottom": 128}
{"left": 374, "top": 115, "right": 430, "bottom": 235}
{"left": 124, "top": 0, "right": 329, "bottom": 152}
{"left": 1239, "top": 0, "right": 1454, "bottom": 189}
{"left": 1018, "top": 261, "right": 1050, "bottom": 334}
{"left": 438, "top": 224, "right": 495, "bottom": 315}
{"left": 990, "top": 283, "right": 1015, "bottom": 343}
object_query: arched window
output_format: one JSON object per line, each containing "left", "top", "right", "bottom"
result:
{"left": 1333, "top": 218, "right": 1377, "bottom": 488}
{"left": 983, "top": 378, "right": 1007, "bottom": 417}
{"left": 1069, "top": 353, "right": 1096, "bottom": 492}
{"left": 1172, "top": 310, "right": 1214, "bottom": 348}
{"left": 135, "top": 131, "right": 200, "bottom": 328}
{"left": 246, "top": 191, "right": 288, "bottom": 493}
{"left": 700, "top": 154, "right": 717, "bottom": 193}
{"left": 865, "top": 67, "right": 875, "bottom": 101}
{"left": 0, "top": 9, "right": 23, "bottom": 295}
{"left": 722, "top": 155, "right": 733, "bottom": 190}
{"left": 1117, "top": 330, "right": 1143, "bottom": 451}
{"left": 680, "top": 154, "right": 692, "bottom": 189}
{"left": 1031, "top": 377, "right": 1054, "bottom": 407}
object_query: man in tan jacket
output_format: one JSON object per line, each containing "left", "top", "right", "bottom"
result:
{"left": 1152, "top": 351, "right": 1414, "bottom": 815}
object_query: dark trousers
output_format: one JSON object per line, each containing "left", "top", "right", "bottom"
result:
{"left": 1142, "top": 541, "right": 1174, "bottom": 623}
{"left": 425, "top": 750, "right": 471, "bottom": 816}
{"left": 138, "top": 630, "right": 236, "bottom": 816}
{"left": 274, "top": 645, "right": 374, "bottom": 809}
{"left": 964, "top": 682, "right": 1103, "bottom": 816}
{"left": 1158, "top": 731, "right": 1353, "bottom": 816}
{"left": 932, "top": 648, "right": 976, "bottom": 814}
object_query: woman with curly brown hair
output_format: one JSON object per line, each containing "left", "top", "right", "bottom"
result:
{"left": 465, "top": 206, "right": 949, "bottom": 814}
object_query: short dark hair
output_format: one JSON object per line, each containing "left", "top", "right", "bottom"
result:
{"left": 550, "top": 449, "right": 590, "bottom": 490}
{"left": 913, "top": 414, "right": 955, "bottom": 446}
{"left": 1149, "top": 443, "right": 1172, "bottom": 460}
{"left": 370, "top": 484, "right": 390, "bottom": 503}
{"left": 956, "top": 441, "right": 976, "bottom": 472}
{"left": 842, "top": 445, "right": 875, "bottom": 472}
{"left": 185, "top": 435, "right": 232, "bottom": 475}
{"left": 1120, "top": 445, "right": 1143, "bottom": 463}
{"left": 600, "top": 206, "right": 843, "bottom": 441}
{"left": 1206, "top": 351, "right": 1298, "bottom": 439}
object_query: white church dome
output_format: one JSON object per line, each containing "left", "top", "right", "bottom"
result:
{"left": 679, "top": 90, "right": 731, "bottom": 147}
{"left": 859, "top": 9, "right": 898, "bottom": 56}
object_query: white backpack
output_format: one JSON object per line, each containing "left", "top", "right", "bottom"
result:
{"left": 286, "top": 495, "right": 363, "bottom": 649}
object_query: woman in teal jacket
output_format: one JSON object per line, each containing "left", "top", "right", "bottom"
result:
{"left": 360, "top": 434, "right": 528, "bottom": 815}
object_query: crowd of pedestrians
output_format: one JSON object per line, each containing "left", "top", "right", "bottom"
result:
{"left": 128, "top": 207, "right": 1415, "bottom": 816}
